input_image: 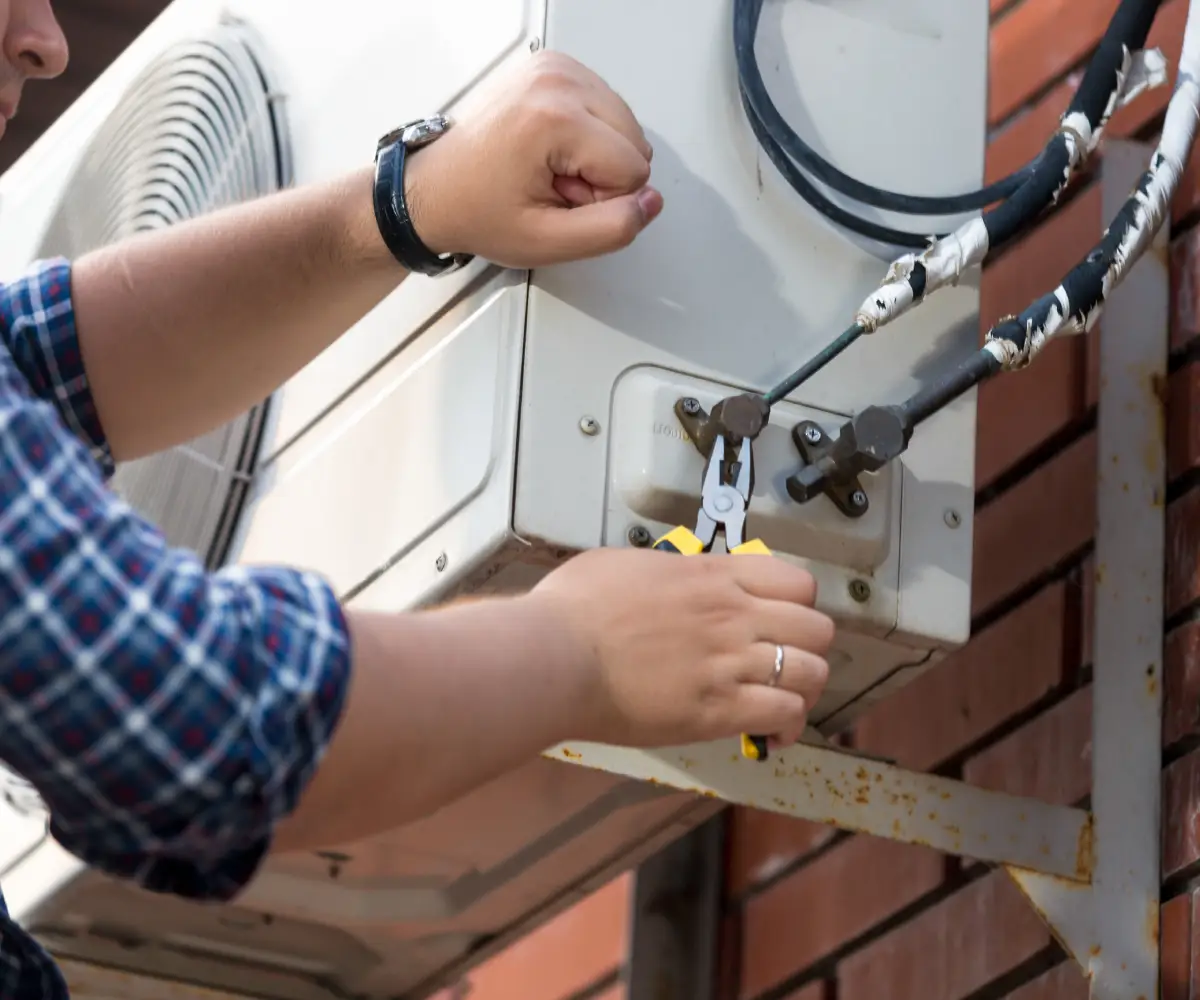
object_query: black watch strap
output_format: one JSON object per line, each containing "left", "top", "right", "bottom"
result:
{"left": 372, "top": 136, "right": 473, "bottom": 277}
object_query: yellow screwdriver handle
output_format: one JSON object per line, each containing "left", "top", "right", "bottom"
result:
{"left": 651, "top": 528, "right": 774, "bottom": 762}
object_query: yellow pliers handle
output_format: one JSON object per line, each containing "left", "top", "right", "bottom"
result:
{"left": 653, "top": 527, "right": 774, "bottom": 762}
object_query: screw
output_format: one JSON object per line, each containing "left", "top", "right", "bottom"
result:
{"left": 944, "top": 508, "right": 962, "bottom": 529}
{"left": 435, "top": 553, "right": 448, "bottom": 573}
{"left": 681, "top": 397, "right": 702, "bottom": 416}
{"left": 579, "top": 416, "right": 601, "bottom": 436}
{"left": 804, "top": 425, "right": 822, "bottom": 444}
{"left": 850, "top": 489, "right": 868, "bottom": 509}
{"left": 848, "top": 579, "right": 871, "bottom": 603}
{"left": 628, "top": 526, "right": 653, "bottom": 548}
{"left": 529, "top": 37, "right": 541, "bottom": 51}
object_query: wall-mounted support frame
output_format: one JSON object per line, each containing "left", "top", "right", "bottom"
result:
{"left": 560, "top": 139, "right": 1166, "bottom": 1000}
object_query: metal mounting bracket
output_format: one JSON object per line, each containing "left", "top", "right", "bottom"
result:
{"left": 548, "top": 140, "right": 1166, "bottom": 999}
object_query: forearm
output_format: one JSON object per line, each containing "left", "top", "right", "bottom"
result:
{"left": 70, "top": 166, "right": 404, "bottom": 462}
{"left": 271, "top": 595, "right": 592, "bottom": 852}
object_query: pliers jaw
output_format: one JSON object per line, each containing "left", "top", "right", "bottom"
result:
{"left": 693, "top": 433, "right": 753, "bottom": 551}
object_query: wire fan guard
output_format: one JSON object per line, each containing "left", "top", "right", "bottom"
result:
{"left": 38, "top": 19, "right": 291, "bottom": 569}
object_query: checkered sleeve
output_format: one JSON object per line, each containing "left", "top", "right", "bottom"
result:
{"left": 0, "top": 258, "right": 115, "bottom": 480}
{"left": 0, "top": 265, "right": 353, "bottom": 903}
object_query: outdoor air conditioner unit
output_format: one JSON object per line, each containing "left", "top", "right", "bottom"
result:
{"left": 0, "top": 0, "right": 986, "bottom": 997}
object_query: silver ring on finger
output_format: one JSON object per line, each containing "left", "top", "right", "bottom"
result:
{"left": 770, "top": 644, "right": 784, "bottom": 687}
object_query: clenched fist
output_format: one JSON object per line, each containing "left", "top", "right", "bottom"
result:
{"left": 528, "top": 547, "right": 836, "bottom": 750}
{"left": 402, "top": 50, "right": 663, "bottom": 269}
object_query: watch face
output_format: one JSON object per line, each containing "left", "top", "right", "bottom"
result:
{"left": 402, "top": 115, "right": 451, "bottom": 148}
{"left": 376, "top": 115, "right": 451, "bottom": 154}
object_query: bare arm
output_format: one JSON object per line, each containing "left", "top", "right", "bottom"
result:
{"left": 271, "top": 596, "right": 593, "bottom": 851}
{"left": 71, "top": 167, "right": 403, "bottom": 463}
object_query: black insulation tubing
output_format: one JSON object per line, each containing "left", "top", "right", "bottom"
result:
{"left": 982, "top": 0, "right": 1164, "bottom": 250}
{"left": 734, "top": 0, "right": 1036, "bottom": 215}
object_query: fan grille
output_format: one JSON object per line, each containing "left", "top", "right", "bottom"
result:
{"left": 38, "top": 20, "right": 290, "bottom": 567}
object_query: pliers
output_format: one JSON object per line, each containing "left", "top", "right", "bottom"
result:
{"left": 652, "top": 432, "right": 774, "bottom": 761}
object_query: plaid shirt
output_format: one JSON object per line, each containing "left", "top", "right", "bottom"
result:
{"left": 0, "top": 258, "right": 353, "bottom": 999}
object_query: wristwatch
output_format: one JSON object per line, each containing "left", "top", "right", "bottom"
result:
{"left": 372, "top": 115, "right": 474, "bottom": 278}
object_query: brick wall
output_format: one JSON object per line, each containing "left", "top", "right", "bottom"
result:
{"left": 725, "top": 1, "right": 1200, "bottom": 998}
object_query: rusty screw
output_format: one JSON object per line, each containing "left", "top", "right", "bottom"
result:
{"left": 848, "top": 579, "right": 871, "bottom": 603}
{"left": 627, "top": 525, "right": 653, "bottom": 548}
{"left": 681, "top": 397, "right": 702, "bottom": 416}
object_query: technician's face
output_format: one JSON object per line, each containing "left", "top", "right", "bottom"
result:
{"left": 0, "top": 0, "right": 68, "bottom": 140}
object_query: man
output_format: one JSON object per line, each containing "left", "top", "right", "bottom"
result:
{"left": 0, "top": 1, "right": 836, "bottom": 995}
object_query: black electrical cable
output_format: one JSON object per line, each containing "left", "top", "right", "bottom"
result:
{"left": 737, "top": 0, "right": 1164, "bottom": 264}
{"left": 734, "top": 0, "right": 1036, "bottom": 216}
{"left": 741, "top": 84, "right": 940, "bottom": 249}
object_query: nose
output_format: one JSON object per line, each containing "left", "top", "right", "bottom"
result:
{"left": 5, "top": 0, "right": 69, "bottom": 80}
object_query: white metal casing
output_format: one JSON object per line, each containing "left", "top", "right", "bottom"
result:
{"left": 0, "top": 0, "right": 987, "bottom": 997}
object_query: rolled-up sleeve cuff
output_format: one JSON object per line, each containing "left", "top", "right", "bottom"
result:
{"left": 1, "top": 258, "right": 115, "bottom": 478}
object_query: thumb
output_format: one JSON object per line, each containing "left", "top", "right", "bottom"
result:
{"left": 533, "top": 186, "right": 663, "bottom": 262}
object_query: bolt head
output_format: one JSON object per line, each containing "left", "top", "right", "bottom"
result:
{"left": 529, "top": 37, "right": 541, "bottom": 51}
{"left": 628, "top": 526, "right": 653, "bottom": 548}
{"left": 579, "top": 416, "right": 601, "bottom": 436}
{"left": 435, "top": 553, "right": 448, "bottom": 572}
{"left": 851, "top": 489, "right": 868, "bottom": 508}
{"left": 944, "top": 509, "right": 962, "bottom": 529}
{"left": 848, "top": 579, "right": 871, "bottom": 603}
{"left": 804, "top": 425, "right": 822, "bottom": 444}
{"left": 681, "top": 397, "right": 702, "bottom": 416}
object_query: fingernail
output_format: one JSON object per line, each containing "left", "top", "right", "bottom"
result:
{"left": 637, "top": 187, "right": 663, "bottom": 221}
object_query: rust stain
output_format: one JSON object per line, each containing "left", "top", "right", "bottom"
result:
{"left": 1076, "top": 814, "right": 1097, "bottom": 880}
{"left": 928, "top": 811, "right": 938, "bottom": 821}
{"left": 561, "top": 748, "right": 582, "bottom": 760}
{"left": 856, "top": 766, "right": 869, "bottom": 781}
{"left": 1090, "top": 944, "right": 1102, "bottom": 958}
{"left": 680, "top": 756, "right": 698, "bottom": 770}
{"left": 1146, "top": 898, "right": 1161, "bottom": 948}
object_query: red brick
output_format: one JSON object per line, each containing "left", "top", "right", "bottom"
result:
{"left": 838, "top": 870, "right": 1050, "bottom": 1000}
{"left": 1170, "top": 363, "right": 1200, "bottom": 481}
{"left": 739, "top": 837, "right": 943, "bottom": 999}
{"left": 1166, "top": 623, "right": 1200, "bottom": 750}
{"left": 726, "top": 809, "right": 837, "bottom": 896}
{"left": 986, "top": 78, "right": 1077, "bottom": 185}
{"left": 973, "top": 433, "right": 1097, "bottom": 616}
{"left": 963, "top": 686, "right": 1092, "bottom": 804}
{"left": 464, "top": 874, "right": 631, "bottom": 1000}
{"left": 1164, "top": 751, "right": 1200, "bottom": 879}
{"left": 1008, "top": 961, "right": 1089, "bottom": 1000}
{"left": 989, "top": 0, "right": 1120, "bottom": 127}
{"left": 1168, "top": 486, "right": 1200, "bottom": 618}
{"left": 854, "top": 583, "right": 1071, "bottom": 769}
{"left": 1171, "top": 227, "right": 1200, "bottom": 352}
{"left": 1162, "top": 892, "right": 1193, "bottom": 1000}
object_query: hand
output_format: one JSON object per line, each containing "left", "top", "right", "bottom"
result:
{"left": 403, "top": 50, "right": 663, "bottom": 269}
{"left": 527, "top": 547, "right": 835, "bottom": 750}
